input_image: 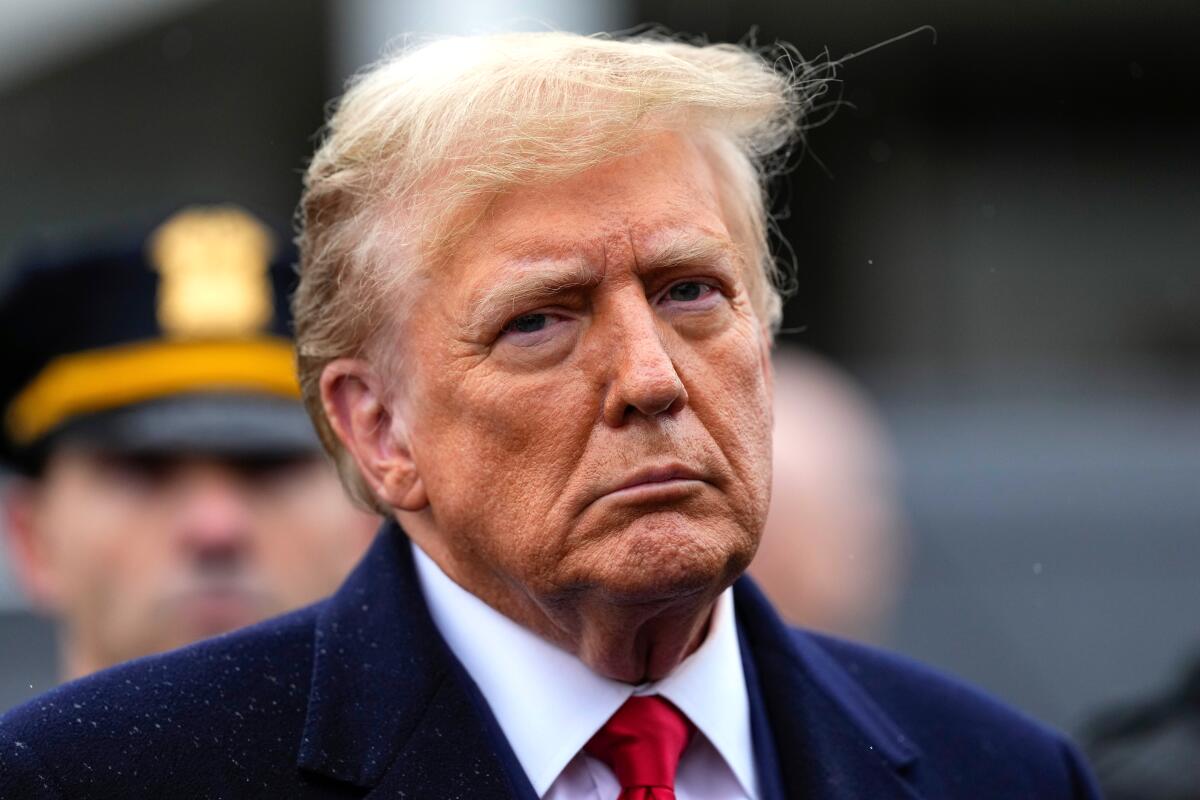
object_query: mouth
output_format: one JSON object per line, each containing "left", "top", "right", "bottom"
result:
{"left": 593, "top": 463, "right": 709, "bottom": 506}
{"left": 166, "top": 581, "right": 268, "bottom": 634}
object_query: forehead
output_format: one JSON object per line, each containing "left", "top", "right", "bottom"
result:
{"left": 453, "top": 132, "right": 731, "bottom": 272}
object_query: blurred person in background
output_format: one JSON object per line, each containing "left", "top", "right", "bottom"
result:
{"left": 0, "top": 204, "right": 378, "bottom": 683}
{"left": 748, "top": 348, "right": 905, "bottom": 642}
{"left": 0, "top": 33, "right": 1099, "bottom": 799}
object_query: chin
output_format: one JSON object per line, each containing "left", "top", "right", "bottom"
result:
{"left": 172, "top": 598, "right": 264, "bottom": 642}
{"left": 578, "top": 511, "right": 755, "bottom": 605}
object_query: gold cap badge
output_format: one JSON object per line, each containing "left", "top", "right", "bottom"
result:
{"left": 149, "top": 206, "right": 276, "bottom": 339}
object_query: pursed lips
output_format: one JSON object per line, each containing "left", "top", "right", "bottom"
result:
{"left": 592, "top": 463, "right": 709, "bottom": 506}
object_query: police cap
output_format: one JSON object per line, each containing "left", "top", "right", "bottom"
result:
{"left": 0, "top": 205, "right": 320, "bottom": 474}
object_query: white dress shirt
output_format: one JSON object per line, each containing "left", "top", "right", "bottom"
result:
{"left": 412, "top": 542, "right": 758, "bottom": 800}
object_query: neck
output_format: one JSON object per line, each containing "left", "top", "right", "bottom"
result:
{"left": 479, "top": 572, "right": 721, "bottom": 683}
{"left": 58, "top": 634, "right": 106, "bottom": 684}
{"left": 568, "top": 592, "right": 719, "bottom": 682}
{"left": 406, "top": 522, "right": 723, "bottom": 683}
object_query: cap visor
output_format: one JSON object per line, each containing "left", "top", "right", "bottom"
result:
{"left": 50, "top": 393, "right": 321, "bottom": 458}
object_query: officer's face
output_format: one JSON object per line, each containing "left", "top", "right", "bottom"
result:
{"left": 6, "top": 448, "right": 378, "bottom": 677}
{"left": 343, "top": 133, "right": 774, "bottom": 679}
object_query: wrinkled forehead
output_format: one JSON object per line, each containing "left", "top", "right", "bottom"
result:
{"left": 409, "top": 131, "right": 730, "bottom": 257}
{"left": 360, "top": 130, "right": 764, "bottom": 383}
{"left": 440, "top": 132, "right": 742, "bottom": 280}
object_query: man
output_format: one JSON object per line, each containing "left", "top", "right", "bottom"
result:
{"left": 748, "top": 349, "right": 906, "bottom": 642}
{"left": 0, "top": 33, "right": 1099, "bottom": 798}
{"left": 0, "top": 205, "right": 378, "bottom": 684}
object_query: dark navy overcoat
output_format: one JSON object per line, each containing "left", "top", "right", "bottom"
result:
{"left": 0, "top": 521, "right": 1099, "bottom": 798}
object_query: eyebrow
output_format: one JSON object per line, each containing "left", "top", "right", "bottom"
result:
{"left": 461, "top": 258, "right": 599, "bottom": 339}
{"left": 459, "top": 232, "right": 742, "bottom": 338}
{"left": 635, "top": 232, "right": 741, "bottom": 273}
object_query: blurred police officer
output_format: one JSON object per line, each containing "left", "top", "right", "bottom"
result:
{"left": 0, "top": 205, "right": 378, "bottom": 681}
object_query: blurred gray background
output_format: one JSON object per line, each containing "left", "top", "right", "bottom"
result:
{"left": 1, "top": 0, "right": 1197, "bottom": 738}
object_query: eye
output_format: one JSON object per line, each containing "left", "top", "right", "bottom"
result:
{"left": 233, "top": 454, "right": 321, "bottom": 489}
{"left": 667, "top": 282, "right": 707, "bottom": 302}
{"left": 660, "top": 281, "right": 719, "bottom": 306}
{"left": 504, "top": 313, "right": 550, "bottom": 334}
{"left": 497, "top": 311, "right": 573, "bottom": 348}
{"left": 93, "top": 453, "right": 177, "bottom": 494}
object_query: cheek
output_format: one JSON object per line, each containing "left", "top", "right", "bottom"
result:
{"left": 413, "top": 363, "right": 595, "bottom": 542}
{"left": 685, "top": 325, "right": 773, "bottom": 517}
{"left": 38, "top": 484, "right": 160, "bottom": 613}
{"left": 255, "top": 479, "right": 372, "bottom": 567}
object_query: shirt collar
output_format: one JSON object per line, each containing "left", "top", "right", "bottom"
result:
{"left": 412, "top": 541, "right": 759, "bottom": 799}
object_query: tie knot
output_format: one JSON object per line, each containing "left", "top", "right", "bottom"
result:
{"left": 585, "top": 696, "right": 695, "bottom": 797}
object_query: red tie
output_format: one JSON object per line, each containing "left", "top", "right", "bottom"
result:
{"left": 585, "top": 695, "right": 696, "bottom": 800}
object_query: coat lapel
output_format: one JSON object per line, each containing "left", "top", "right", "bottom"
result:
{"left": 363, "top": 663, "right": 527, "bottom": 800}
{"left": 735, "top": 577, "right": 926, "bottom": 799}
{"left": 296, "top": 521, "right": 517, "bottom": 797}
{"left": 298, "top": 520, "right": 929, "bottom": 799}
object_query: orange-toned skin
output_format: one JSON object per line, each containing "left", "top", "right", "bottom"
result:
{"left": 323, "top": 133, "right": 775, "bottom": 683}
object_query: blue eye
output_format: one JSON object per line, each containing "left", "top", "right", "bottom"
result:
{"left": 667, "top": 282, "right": 706, "bottom": 302}
{"left": 505, "top": 313, "right": 548, "bottom": 334}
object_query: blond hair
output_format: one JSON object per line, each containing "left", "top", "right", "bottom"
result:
{"left": 295, "top": 30, "right": 823, "bottom": 510}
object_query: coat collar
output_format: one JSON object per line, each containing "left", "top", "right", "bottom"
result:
{"left": 296, "top": 520, "right": 520, "bottom": 797}
{"left": 734, "top": 577, "right": 924, "bottom": 798}
{"left": 298, "top": 519, "right": 924, "bottom": 798}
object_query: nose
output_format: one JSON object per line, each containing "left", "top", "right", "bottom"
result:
{"left": 601, "top": 298, "right": 689, "bottom": 427}
{"left": 175, "top": 465, "right": 253, "bottom": 567}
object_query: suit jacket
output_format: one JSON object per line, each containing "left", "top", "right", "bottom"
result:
{"left": 0, "top": 521, "right": 1099, "bottom": 799}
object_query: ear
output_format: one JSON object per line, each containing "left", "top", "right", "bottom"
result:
{"left": 319, "top": 358, "right": 428, "bottom": 511}
{"left": 3, "top": 480, "right": 65, "bottom": 610}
